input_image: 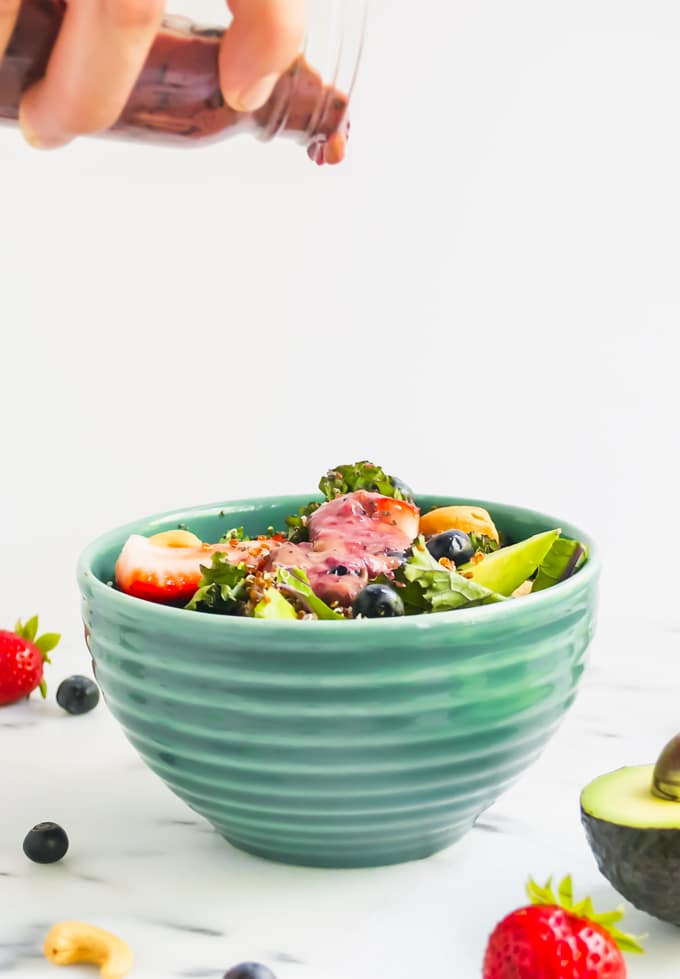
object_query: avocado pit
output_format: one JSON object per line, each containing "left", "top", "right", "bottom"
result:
{"left": 652, "top": 734, "right": 680, "bottom": 802}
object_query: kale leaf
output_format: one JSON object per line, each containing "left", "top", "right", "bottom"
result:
{"left": 285, "top": 501, "right": 323, "bottom": 543}
{"left": 319, "top": 461, "right": 413, "bottom": 502}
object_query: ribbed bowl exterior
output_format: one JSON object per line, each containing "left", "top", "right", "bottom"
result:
{"left": 78, "top": 495, "right": 599, "bottom": 868}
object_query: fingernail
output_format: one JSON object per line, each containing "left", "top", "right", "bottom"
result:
{"left": 230, "top": 73, "right": 280, "bottom": 112}
{"left": 18, "top": 103, "right": 43, "bottom": 149}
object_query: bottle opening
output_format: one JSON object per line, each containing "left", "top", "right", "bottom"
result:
{"left": 257, "top": 0, "right": 368, "bottom": 164}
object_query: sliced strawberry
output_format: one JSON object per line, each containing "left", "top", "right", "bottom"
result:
{"left": 308, "top": 491, "right": 420, "bottom": 552}
{"left": 115, "top": 535, "right": 210, "bottom": 605}
{"left": 115, "top": 535, "right": 279, "bottom": 605}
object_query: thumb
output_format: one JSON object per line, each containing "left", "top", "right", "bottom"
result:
{"left": 220, "top": 0, "right": 305, "bottom": 112}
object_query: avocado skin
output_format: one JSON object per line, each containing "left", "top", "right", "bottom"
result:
{"left": 582, "top": 808, "right": 680, "bottom": 926}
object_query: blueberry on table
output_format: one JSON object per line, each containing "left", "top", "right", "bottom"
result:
{"left": 426, "top": 530, "right": 475, "bottom": 566}
{"left": 23, "top": 822, "right": 69, "bottom": 864}
{"left": 56, "top": 675, "right": 100, "bottom": 715}
{"left": 223, "top": 965, "right": 277, "bottom": 979}
{"left": 352, "top": 584, "right": 405, "bottom": 619}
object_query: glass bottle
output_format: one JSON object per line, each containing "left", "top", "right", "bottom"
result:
{"left": 0, "top": 0, "right": 367, "bottom": 164}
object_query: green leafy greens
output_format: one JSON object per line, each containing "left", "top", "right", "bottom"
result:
{"left": 219, "top": 527, "right": 248, "bottom": 543}
{"left": 285, "top": 502, "right": 323, "bottom": 543}
{"left": 532, "top": 537, "right": 589, "bottom": 593}
{"left": 185, "top": 553, "right": 249, "bottom": 614}
{"left": 396, "top": 540, "right": 506, "bottom": 614}
{"left": 276, "top": 568, "right": 344, "bottom": 620}
{"left": 319, "top": 461, "right": 413, "bottom": 502}
{"left": 469, "top": 533, "right": 500, "bottom": 555}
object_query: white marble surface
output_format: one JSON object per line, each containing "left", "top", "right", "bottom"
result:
{"left": 2, "top": 605, "right": 679, "bottom": 979}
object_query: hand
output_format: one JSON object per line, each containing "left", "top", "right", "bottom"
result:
{"left": 0, "top": 0, "right": 305, "bottom": 149}
{"left": 219, "top": 0, "right": 305, "bottom": 113}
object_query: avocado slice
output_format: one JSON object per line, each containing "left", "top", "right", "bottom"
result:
{"left": 581, "top": 754, "right": 680, "bottom": 926}
{"left": 458, "top": 529, "right": 560, "bottom": 597}
{"left": 254, "top": 588, "right": 298, "bottom": 620}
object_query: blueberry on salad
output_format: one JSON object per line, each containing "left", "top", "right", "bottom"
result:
{"left": 353, "top": 584, "right": 405, "bottom": 619}
{"left": 112, "top": 460, "right": 589, "bottom": 621}
{"left": 426, "top": 530, "right": 475, "bottom": 566}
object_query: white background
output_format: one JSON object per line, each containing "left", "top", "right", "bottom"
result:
{"left": 1, "top": 0, "right": 679, "bottom": 630}
{"left": 2, "top": 2, "right": 680, "bottom": 976}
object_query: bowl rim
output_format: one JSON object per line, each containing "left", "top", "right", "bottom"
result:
{"left": 77, "top": 493, "right": 600, "bottom": 632}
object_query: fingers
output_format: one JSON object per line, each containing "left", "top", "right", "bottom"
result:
{"left": 220, "top": 0, "right": 305, "bottom": 112}
{"left": 20, "top": 0, "right": 165, "bottom": 149}
{"left": 0, "top": 0, "right": 21, "bottom": 62}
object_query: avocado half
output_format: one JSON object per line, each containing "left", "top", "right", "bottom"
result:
{"left": 582, "top": 743, "right": 680, "bottom": 926}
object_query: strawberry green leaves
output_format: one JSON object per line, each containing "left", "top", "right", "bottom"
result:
{"left": 14, "top": 616, "right": 39, "bottom": 643}
{"left": 527, "top": 876, "right": 644, "bottom": 955}
{"left": 10, "top": 617, "right": 61, "bottom": 700}
{"left": 15, "top": 616, "right": 60, "bottom": 663}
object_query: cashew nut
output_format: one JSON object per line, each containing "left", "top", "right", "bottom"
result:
{"left": 44, "top": 921, "right": 133, "bottom": 979}
{"left": 148, "top": 529, "right": 202, "bottom": 548}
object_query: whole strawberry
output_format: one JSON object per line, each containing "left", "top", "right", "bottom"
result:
{"left": 483, "top": 876, "right": 643, "bottom": 979}
{"left": 0, "top": 617, "right": 60, "bottom": 706}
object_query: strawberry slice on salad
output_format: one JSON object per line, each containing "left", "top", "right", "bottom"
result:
{"left": 115, "top": 530, "right": 277, "bottom": 606}
{"left": 307, "top": 491, "right": 420, "bottom": 555}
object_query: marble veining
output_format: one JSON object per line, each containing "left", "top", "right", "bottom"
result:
{"left": 1, "top": 612, "right": 679, "bottom": 978}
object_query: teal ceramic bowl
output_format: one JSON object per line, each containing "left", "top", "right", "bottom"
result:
{"left": 78, "top": 495, "right": 599, "bottom": 869}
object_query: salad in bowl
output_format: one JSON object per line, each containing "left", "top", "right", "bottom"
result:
{"left": 79, "top": 469, "right": 598, "bottom": 868}
{"left": 114, "top": 461, "right": 589, "bottom": 622}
